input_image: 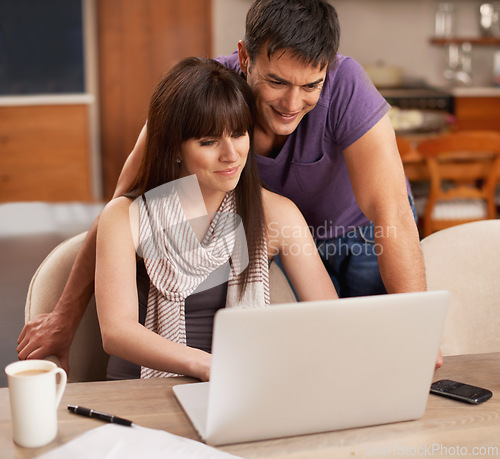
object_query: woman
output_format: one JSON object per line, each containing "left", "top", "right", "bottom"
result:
{"left": 95, "top": 57, "right": 337, "bottom": 382}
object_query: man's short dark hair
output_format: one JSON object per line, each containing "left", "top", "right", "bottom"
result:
{"left": 244, "top": 0, "right": 340, "bottom": 69}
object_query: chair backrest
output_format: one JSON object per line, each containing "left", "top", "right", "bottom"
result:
{"left": 420, "top": 220, "right": 500, "bottom": 356}
{"left": 416, "top": 130, "right": 500, "bottom": 237}
{"left": 25, "top": 232, "right": 296, "bottom": 382}
{"left": 25, "top": 232, "right": 109, "bottom": 382}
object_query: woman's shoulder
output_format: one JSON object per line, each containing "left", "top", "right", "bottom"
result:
{"left": 100, "top": 196, "right": 135, "bottom": 225}
{"left": 262, "top": 188, "right": 294, "bottom": 207}
{"left": 261, "top": 188, "right": 303, "bottom": 224}
{"left": 98, "top": 196, "right": 140, "bottom": 248}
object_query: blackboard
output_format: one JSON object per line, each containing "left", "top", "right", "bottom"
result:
{"left": 0, "top": 0, "right": 84, "bottom": 95}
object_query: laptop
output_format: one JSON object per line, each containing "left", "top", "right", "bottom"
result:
{"left": 173, "top": 290, "right": 449, "bottom": 446}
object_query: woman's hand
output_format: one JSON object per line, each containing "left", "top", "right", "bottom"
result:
{"left": 190, "top": 349, "right": 212, "bottom": 382}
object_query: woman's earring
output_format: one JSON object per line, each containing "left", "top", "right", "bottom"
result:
{"left": 176, "top": 158, "right": 181, "bottom": 164}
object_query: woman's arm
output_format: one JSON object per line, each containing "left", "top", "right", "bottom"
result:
{"left": 263, "top": 190, "right": 338, "bottom": 302}
{"left": 95, "top": 197, "right": 211, "bottom": 381}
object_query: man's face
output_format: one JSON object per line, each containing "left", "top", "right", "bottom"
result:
{"left": 238, "top": 42, "right": 326, "bottom": 138}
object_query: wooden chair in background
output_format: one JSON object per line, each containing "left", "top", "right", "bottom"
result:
{"left": 416, "top": 130, "right": 500, "bottom": 237}
{"left": 396, "top": 136, "right": 430, "bottom": 233}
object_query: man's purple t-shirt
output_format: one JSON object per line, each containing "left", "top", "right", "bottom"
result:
{"left": 216, "top": 52, "right": 391, "bottom": 239}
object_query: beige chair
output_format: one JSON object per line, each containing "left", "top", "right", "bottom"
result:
{"left": 25, "top": 232, "right": 296, "bottom": 382}
{"left": 25, "top": 232, "right": 108, "bottom": 382}
{"left": 420, "top": 220, "right": 500, "bottom": 356}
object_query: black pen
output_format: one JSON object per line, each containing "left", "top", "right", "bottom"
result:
{"left": 67, "top": 405, "right": 133, "bottom": 427}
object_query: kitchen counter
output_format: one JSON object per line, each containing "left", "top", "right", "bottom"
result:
{"left": 446, "top": 86, "right": 500, "bottom": 97}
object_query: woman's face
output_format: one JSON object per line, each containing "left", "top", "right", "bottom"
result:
{"left": 179, "top": 131, "right": 250, "bottom": 199}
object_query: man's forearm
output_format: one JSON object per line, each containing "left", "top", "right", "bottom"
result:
{"left": 53, "top": 218, "right": 99, "bottom": 330}
{"left": 375, "top": 215, "right": 426, "bottom": 294}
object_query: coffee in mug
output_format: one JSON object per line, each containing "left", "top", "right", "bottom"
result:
{"left": 14, "top": 369, "right": 50, "bottom": 377}
{"left": 5, "top": 360, "right": 67, "bottom": 448}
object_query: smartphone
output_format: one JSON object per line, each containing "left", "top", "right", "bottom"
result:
{"left": 430, "top": 379, "right": 493, "bottom": 405}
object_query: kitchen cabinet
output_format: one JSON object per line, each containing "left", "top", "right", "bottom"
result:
{"left": 0, "top": 103, "right": 93, "bottom": 202}
{"left": 454, "top": 95, "right": 500, "bottom": 131}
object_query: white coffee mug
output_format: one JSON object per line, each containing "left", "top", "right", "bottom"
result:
{"left": 5, "top": 360, "right": 67, "bottom": 448}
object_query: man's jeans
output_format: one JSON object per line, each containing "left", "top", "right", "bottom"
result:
{"left": 316, "top": 223, "right": 386, "bottom": 297}
{"left": 318, "top": 195, "right": 419, "bottom": 297}
{"left": 275, "top": 195, "right": 418, "bottom": 299}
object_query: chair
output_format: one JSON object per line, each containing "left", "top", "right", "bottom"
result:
{"left": 396, "top": 136, "right": 430, "bottom": 224}
{"left": 420, "top": 220, "right": 500, "bottom": 356}
{"left": 416, "top": 130, "right": 500, "bottom": 237}
{"left": 25, "top": 232, "right": 296, "bottom": 382}
{"left": 25, "top": 232, "right": 109, "bottom": 382}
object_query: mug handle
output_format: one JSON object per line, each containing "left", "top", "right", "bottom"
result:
{"left": 54, "top": 368, "right": 67, "bottom": 409}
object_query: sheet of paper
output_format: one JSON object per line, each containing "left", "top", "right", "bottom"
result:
{"left": 37, "top": 424, "right": 242, "bottom": 459}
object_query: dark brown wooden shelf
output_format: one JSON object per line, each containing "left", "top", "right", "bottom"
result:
{"left": 430, "top": 37, "right": 500, "bottom": 46}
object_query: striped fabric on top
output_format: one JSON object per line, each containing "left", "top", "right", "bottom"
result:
{"left": 136, "top": 178, "right": 269, "bottom": 378}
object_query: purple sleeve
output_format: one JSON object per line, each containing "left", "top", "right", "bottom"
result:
{"left": 214, "top": 52, "right": 241, "bottom": 73}
{"left": 328, "top": 57, "right": 390, "bottom": 150}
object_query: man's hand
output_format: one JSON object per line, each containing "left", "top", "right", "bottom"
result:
{"left": 17, "top": 311, "right": 73, "bottom": 374}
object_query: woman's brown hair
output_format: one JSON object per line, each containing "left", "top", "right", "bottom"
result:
{"left": 128, "top": 57, "right": 265, "bottom": 293}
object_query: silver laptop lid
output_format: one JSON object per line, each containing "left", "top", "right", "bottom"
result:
{"left": 203, "top": 290, "right": 449, "bottom": 445}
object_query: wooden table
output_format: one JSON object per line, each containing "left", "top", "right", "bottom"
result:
{"left": 1, "top": 353, "right": 499, "bottom": 458}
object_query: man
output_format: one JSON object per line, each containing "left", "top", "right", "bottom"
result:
{"left": 18, "top": 0, "right": 435, "bottom": 372}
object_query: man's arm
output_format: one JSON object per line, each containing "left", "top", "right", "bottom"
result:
{"left": 17, "top": 123, "right": 148, "bottom": 373}
{"left": 344, "top": 114, "right": 426, "bottom": 294}
{"left": 344, "top": 115, "right": 442, "bottom": 368}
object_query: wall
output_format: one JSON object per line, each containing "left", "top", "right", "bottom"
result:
{"left": 97, "top": 0, "right": 212, "bottom": 199}
{"left": 213, "top": 0, "right": 497, "bottom": 88}
{"left": 213, "top": 0, "right": 250, "bottom": 57}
